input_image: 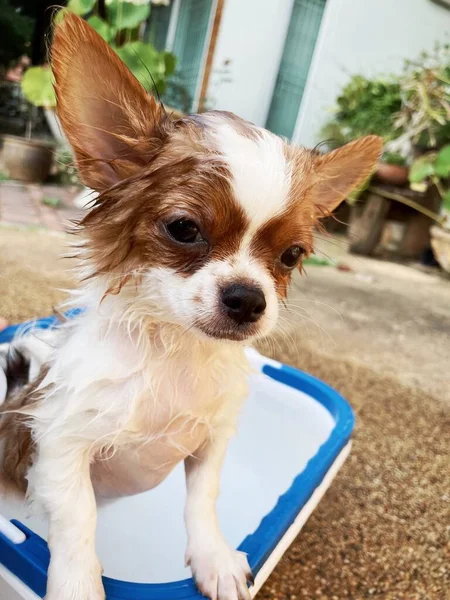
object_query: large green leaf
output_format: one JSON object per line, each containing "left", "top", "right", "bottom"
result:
{"left": 21, "top": 67, "right": 56, "bottom": 108}
{"left": 163, "top": 52, "right": 177, "bottom": 77}
{"left": 409, "top": 156, "right": 436, "bottom": 183}
{"left": 107, "top": 1, "right": 151, "bottom": 31}
{"left": 67, "top": 0, "right": 96, "bottom": 16}
{"left": 116, "top": 41, "right": 165, "bottom": 92}
{"left": 434, "top": 145, "right": 450, "bottom": 178}
{"left": 87, "top": 15, "right": 115, "bottom": 42}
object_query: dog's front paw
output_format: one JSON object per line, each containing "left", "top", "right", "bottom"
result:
{"left": 187, "top": 541, "right": 253, "bottom": 600}
{"left": 45, "top": 559, "right": 105, "bottom": 600}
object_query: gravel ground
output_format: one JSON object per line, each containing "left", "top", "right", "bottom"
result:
{"left": 0, "top": 227, "right": 73, "bottom": 322}
{"left": 1, "top": 227, "right": 449, "bottom": 599}
{"left": 257, "top": 335, "right": 449, "bottom": 600}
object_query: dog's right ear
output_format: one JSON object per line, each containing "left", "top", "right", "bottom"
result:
{"left": 52, "top": 12, "right": 167, "bottom": 191}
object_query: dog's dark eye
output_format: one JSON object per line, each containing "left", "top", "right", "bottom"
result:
{"left": 167, "top": 219, "right": 203, "bottom": 244}
{"left": 280, "top": 245, "right": 304, "bottom": 268}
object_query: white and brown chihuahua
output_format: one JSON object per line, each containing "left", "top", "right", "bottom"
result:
{"left": 0, "top": 13, "right": 381, "bottom": 600}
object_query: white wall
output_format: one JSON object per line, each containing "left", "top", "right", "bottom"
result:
{"left": 293, "top": 0, "right": 450, "bottom": 147}
{"left": 207, "top": 0, "right": 293, "bottom": 126}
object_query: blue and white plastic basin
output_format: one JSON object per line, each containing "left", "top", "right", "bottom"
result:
{"left": 0, "top": 317, "right": 354, "bottom": 599}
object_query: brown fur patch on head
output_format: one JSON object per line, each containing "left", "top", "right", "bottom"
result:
{"left": 79, "top": 126, "right": 248, "bottom": 287}
{"left": 247, "top": 146, "right": 316, "bottom": 298}
{"left": 250, "top": 205, "right": 315, "bottom": 298}
{"left": 247, "top": 137, "right": 382, "bottom": 297}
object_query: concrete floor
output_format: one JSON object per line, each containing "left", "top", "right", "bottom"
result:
{"left": 283, "top": 236, "right": 450, "bottom": 402}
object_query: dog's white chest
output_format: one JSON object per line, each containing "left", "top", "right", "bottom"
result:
{"left": 89, "top": 337, "right": 249, "bottom": 498}
{"left": 36, "top": 319, "right": 250, "bottom": 498}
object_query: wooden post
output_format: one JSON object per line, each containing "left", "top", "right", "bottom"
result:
{"left": 198, "top": 0, "right": 225, "bottom": 112}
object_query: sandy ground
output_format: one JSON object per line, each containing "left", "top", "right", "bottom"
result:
{"left": 279, "top": 237, "right": 450, "bottom": 402}
{"left": 0, "top": 227, "right": 73, "bottom": 322}
{"left": 0, "top": 227, "right": 449, "bottom": 599}
{"left": 256, "top": 239, "right": 449, "bottom": 600}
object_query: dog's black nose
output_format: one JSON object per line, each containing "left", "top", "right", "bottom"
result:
{"left": 221, "top": 284, "right": 266, "bottom": 324}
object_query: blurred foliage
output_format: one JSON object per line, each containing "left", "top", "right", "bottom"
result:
{"left": 66, "top": 0, "right": 96, "bottom": 15}
{"left": 323, "top": 46, "right": 450, "bottom": 228}
{"left": 0, "top": 0, "right": 34, "bottom": 67}
{"left": 392, "top": 46, "right": 450, "bottom": 153}
{"left": 322, "top": 45, "right": 450, "bottom": 166}
{"left": 21, "top": 65, "right": 55, "bottom": 107}
{"left": 321, "top": 76, "right": 402, "bottom": 150}
{"left": 52, "top": 147, "right": 79, "bottom": 185}
{"left": 86, "top": 14, "right": 115, "bottom": 42}
{"left": 42, "top": 196, "right": 61, "bottom": 207}
{"left": 22, "top": 1, "right": 177, "bottom": 108}
{"left": 410, "top": 145, "right": 450, "bottom": 213}
{"left": 381, "top": 151, "right": 407, "bottom": 166}
{"left": 105, "top": 0, "right": 150, "bottom": 29}
{"left": 115, "top": 41, "right": 172, "bottom": 93}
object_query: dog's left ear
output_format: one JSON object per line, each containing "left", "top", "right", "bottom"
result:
{"left": 51, "top": 12, "right": 168, "bottom": 191}
{"left": 311, "top": 136, "right": 383, "bottom": 215}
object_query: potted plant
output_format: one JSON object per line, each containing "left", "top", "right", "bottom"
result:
{"left": 321, "top": 74, "right": 408, "bottom": 184}
{"left": 386, "top": 45, "right": 450, "bottom": 158}
{"left": 1, "top": 66, "right": 55, "bottom": 182}
{"left": 4, "top": 0, "right": 177, "bottom": 185}
{"left": 409, "top": 146, "right": 450, "bottom": 271}
{"left": 1, "top": 32, "right": 56, "bottom": 181}
{"left": 375, "top": 152, "right": 409, "bottom": 186}
{"left": 1, "top": 132, "right": 55, "bottom": 183}
{"left": 320, "top": 46, "right": 450, "bottom": 261}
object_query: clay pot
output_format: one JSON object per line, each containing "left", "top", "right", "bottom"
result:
{"left": 2, "top": 135, "right": 54, "bottom": 183}
{"left": 375, "top": 162, "right": 409, "bottom": 186}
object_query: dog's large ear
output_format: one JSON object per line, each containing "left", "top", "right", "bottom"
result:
{"left": 311, "top": 136, "right": 382, "bottom": 215}
{"left": 52, "top": 12, "right": 167, "bottom": 191}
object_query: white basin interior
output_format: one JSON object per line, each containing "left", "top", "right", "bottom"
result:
{"left": 0, "top": 370, "right": 335, "bottom": 584}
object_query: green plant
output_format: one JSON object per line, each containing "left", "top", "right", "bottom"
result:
{"left": 409, "top": 145, "right": 450, "bottom": 220}
{"left": 21, "top": 65, "right": 55, "bottom": 108}
{"left": 389, "top": 45, "right": 450, "bottom": 156}
{"left": 0, "top": 0, "right": 34, "bottom": 68}
{"left": 53, "top": 147, "right": 79, "bottom": 185}
{"left": 382, "top": 151, "right": 407, "bottom": 166}
{"left": 321, "top": 75, "right": 402, "bottom": 148}
{"left": 323, "top": 46, "right": 450, "bottom": 163}
{"left": 21, "top": 1, "right": 176, "bottom": 108}
{"left": 42, "top": 196, "right": 61, "bottom": 208}
{"left": 366, "top": 145, "right": 450, "bottom": 232}
{"left": 321, "top": 46, "right": 450, "bottom": 230}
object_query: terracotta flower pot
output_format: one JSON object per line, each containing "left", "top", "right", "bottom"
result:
{"left": 375, "top": 162, "right": 409, "bottom": 186}
{"left": 2, "top": 135, "right": 54, "bottom": 183}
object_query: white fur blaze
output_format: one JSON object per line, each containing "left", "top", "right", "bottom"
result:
{"left": 212, "top": 124, "right": 291, "bottom": 231}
